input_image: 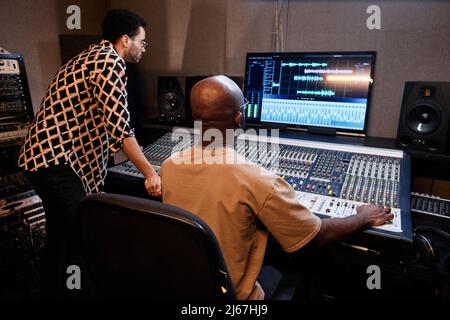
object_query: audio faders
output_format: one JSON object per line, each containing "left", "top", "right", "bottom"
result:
{"left": 109, "top": 129, "right": 412, "bottom": 241}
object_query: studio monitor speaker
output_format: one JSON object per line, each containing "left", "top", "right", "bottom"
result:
{"left": 157, "top": 76, "right": 185, "bottom": 124}
{"left": 157, "top": 75, "right": 243, "bottom": 128}
{"left": 397, "top": 82, "right": 450, "bottom": 155}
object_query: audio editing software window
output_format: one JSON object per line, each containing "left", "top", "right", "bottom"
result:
{"left": 243, "top": 52, "right": 376, "bottom": 134}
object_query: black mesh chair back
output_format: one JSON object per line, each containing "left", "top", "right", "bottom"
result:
{"left": 77, "top": 193, "right": 236, "bottom": 299}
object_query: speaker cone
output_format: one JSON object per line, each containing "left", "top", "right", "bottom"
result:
{"left": 407, "top": 103, "right": 441, "bottom": 134}
{"left": 161, "top": 92, "right": 179, "bottom": 112}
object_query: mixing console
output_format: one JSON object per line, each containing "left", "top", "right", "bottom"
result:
{"left": 110, "top": 131, "right": 194, "bottom": 178}
{"left": 109, "top": 129, "right": 411, "bottom": 237}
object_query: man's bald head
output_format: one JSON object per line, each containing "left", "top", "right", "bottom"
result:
{"left": 190, "top": 75, "right": 244, "bottom": 127}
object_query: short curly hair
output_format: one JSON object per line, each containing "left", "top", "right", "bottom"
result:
{"left": 102, "top": 9, "right": 147, "bottom": 43}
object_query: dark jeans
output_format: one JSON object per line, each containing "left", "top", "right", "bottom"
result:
{"left": 25, "top": 165, "right": 86, "bottom": 298}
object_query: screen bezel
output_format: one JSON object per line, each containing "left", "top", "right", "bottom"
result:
{"left": 243, "top": 51, "right": 377, "bottom": 136}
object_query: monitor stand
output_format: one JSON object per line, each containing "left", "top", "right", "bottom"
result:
{"left": 307, "top": 126, "right": 336, "bottom": 136}
{"left": 258, "top": 123, "right": 288, "bottom": 131}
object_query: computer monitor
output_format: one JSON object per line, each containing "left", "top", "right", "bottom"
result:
{"left": 243, "top": 51, "right": 376, "bottom": 135}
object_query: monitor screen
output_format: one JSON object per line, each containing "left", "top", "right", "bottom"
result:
{"left": 243, "top": 51, "right": 376, "bottom": 134}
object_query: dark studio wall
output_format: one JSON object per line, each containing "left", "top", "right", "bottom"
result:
{"left": 1, "top": 0, "right": 449, "bottom": 139}
{"left": 0, "top": 0, "right": 110, "bottom": 111}
{"left": 111, "top": 0, "right": 450, "bottom": 138}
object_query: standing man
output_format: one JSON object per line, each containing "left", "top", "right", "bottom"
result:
{"left": 18, "top": 9, "right": 160, "bottom": 296}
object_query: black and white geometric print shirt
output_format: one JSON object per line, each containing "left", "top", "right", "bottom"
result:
{"left": 18, "top": 40, "right": 133, "bottom": 194}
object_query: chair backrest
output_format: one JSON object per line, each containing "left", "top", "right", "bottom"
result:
{"left": 77, "top": 193, "right": 236, "bottom": 299}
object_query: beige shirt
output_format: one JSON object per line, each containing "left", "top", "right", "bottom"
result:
{"left": 161, "top": 146, "right": 321, "bottom": 300}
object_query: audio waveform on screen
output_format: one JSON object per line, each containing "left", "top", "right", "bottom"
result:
{"left": 297, "top": 89, "right": 335, "bottom": 97}
{"left": 304, "top": 69, "right": 353, "bottom": 74}
{"left": 260, "top": 99, "right": 366, "bottom": 130}
{"left": 292, "top": 75, "right": 324, "bottom": 82}
{"left": 281, "top": 62, "right": 328, "bottom": 67}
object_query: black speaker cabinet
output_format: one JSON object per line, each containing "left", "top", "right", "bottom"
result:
{"left": 157, "top": 75, "right": 243, "bottom": 128}
{"left": 157, "top": 76, "right": 186, "bottom": 124}
{"left": 412, "top": 213, "right": 450, "bottom": 275}
{"left": 397, "top": 82, "right": 450, "bottom": 155}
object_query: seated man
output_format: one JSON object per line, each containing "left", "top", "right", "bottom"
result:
{"left": 160, "top": 75, "right": 393, "bottom": 300}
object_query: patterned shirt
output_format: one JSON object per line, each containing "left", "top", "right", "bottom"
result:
{"left": 18, "top": 40, "right": 133, "bottom": 194}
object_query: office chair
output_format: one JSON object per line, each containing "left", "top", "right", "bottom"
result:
{"left": 76, "top": 193, "right": 236, "bottom": 299}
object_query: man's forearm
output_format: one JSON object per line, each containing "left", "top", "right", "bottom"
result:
{"left": 121, "top": 136, "right": 156, "bottom": 178}
{"left": 312, "top": 214, "right": 369, "bottom": 248}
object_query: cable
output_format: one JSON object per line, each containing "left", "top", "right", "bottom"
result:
{"left": 273, "top": 0, "right": 280, "bottom": 51}
{"left": 273, "top": 0, "right": 284, "bottom": 52}
{"left": 429, "top": 179, "right": 434, "bottom": 195}
{"left": 278, "top": 0, "right": 283, "bottom": 52}
{"left": 284, "top": 0, "right": 290, "bottom": 51}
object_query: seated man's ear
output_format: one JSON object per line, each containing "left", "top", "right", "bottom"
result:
{"left": 235, "top": 111, "right": 243, "bottom": 128}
